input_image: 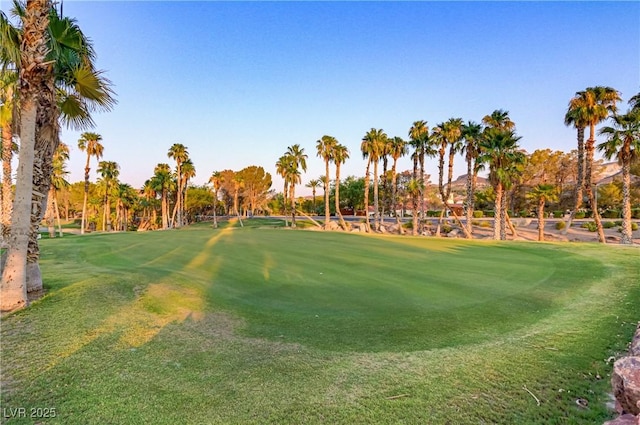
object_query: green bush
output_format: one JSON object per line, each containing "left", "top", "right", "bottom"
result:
{"left": 518, "top": 210, "right": 529, "bottom": 218}
{"left": 632, "top": 222, "right": 639, "bottom": 231}
{"left": 581, "top": 221, "right": 597, "bottom": 232}
{"left": 603, "top": 209, "right": 621, "bottom": 219}
{"left": 575, "top": 211, "right": 586, "bottom": 219}
{"left": 473, "top": 211, "right": 484, "bottom": 218}
{"left": 553, "top": 211, "right": 563, "bottom": 218}
{"left": 603, "top": 221, "right": 616, "bottom": 229}
{"left": 427, "top": 210, "right": 441, "bottom": 218}
{"left": 632, "top": 209, "right": 640, "bottom": 219}
{"left": 479, "top": 221, "right": 492, "bottom": 228}
{"left": 555, "top": 221, "right": 566, "bottom": 230}
{"left": 483, "top": 210, "right": 495, "bottom": 218}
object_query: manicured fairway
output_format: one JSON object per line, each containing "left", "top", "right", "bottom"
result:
{"left": 1, "top": 220, "right": 638, "bottom": 424}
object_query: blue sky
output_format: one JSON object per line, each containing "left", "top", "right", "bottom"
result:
{"left": 5, "top": 1, "right": 640, "bottom": 194}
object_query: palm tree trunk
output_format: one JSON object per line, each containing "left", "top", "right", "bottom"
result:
{"left": 45, "top": 186, "right": 56, "bottom": 237}
{"left": 161, "top": 190, "right": 168, "bottom": 229}
{"left": 500, "top": 189, "right": 507, "bottom": 240}
{"left": 363, "top": 160, "right": 371, "bottom": 232}
{"left": 493, "top": 182, "right": 503, "bottom": 240}
{"left": 537, "top": 199, "right": 545, "bottom": 242}
{"left": 1, "top": 0, "right": 50, "bottom": 311}
{"left": 290, "top": 184, "right": 296, "bottom": 228}
{"left": 391, "top": 159, "right": 402, "bottom": 234}
{"left": 54, "top": 191, "right": 63, "bottom": 237}
{"left": 212, "top": 190, "right": 218, "bottom": 228}
{"left": 81, "top": 155, "right": 90, "bottom": 234}
{"left": 324, "top": 160, "right": 330, "bottom": 228}
{"left": 419, "top": 150, "right": 425, "bottom": 221}
{"left": 335, "top": 164, "right": 346, "bottom": 230}
{"left": 585, "top": 138, "right": 606, "bottom": 243}
{"left": 620, "top": 152, "right": 633, "bottom": 244}
{"left": 465, "top": 154, "right": 474, "bottom": 235}
{"left": 1, "top": 122, "right": 13, "bottom": 241}
{"left": 373, "top": 160, "right": 379, "bottom": 231}
{"left": 563, "top": 127, "right": 585, "bottom": 234}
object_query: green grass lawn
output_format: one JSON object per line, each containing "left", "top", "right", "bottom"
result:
{"left": 1, "top": 219, "right": 638, "bottom": 424}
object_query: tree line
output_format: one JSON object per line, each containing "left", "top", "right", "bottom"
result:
{"left": 1, "top": 1, "right": 639, "bottom": 312}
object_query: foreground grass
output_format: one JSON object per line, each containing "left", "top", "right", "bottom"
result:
{"left": 1, "top": 219, "right": 639, "bottom": 424}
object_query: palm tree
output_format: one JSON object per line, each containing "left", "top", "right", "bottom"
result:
{"left": 46, "top": 141, "right": 69, "bottom": 237}
{"left": 564, "top": 96, "right": 589, "bottom": 233}
{"left": 275, "top": 155, "right": 290, "bottom": 224}
{"left": 598, "top": 108, "right": 640, "bottom": 245}
{"left": 387, "top": 136, "right": 406, "bottom": 232}
{"left": 362, "top": 128, "right": 387, "bottom": 231}
{"left": 151, "top": 163, "right": 173, "bottom": 229}
{"left": 305, "top": 179, "right": 320, "bottom": 214}
{"left": 580, "top": 86, "right": 622, "bottom": 243}
{"left": 461, "top": 121, "right": 483, "bottom": 235}
{"left": 232, "top": 172, "right": 244, "bottom": 227}
{"left": 482, "top": 109, "right": 515, "bottom": 131}
{"left": 282, "top": 144, "right": 307, "bottom": 227}
{"left": 77, "top": 132, "right": 103, "bottom": 234}
{"left": 333, "top": 143, "right": 349, "bottom": 230}
{"left": 209, "top": 171, "right": 223, "bottom": 228}
{"left": 181, "top": 158, "right": 195, "bottom": 224}
{"left": 409, "top": 121, "right": 429, "bottom": 221}
{"left": 114, "top": 183, "right": 137, "bottom": 231}
{"left": 406, "top": 178, "right": 422, "bottom": 236}
{"left": 97, "top": 160, "right": 119, "bottom": 231}
{"left": 167, "top": 143, "right": 189, "bottom": 228}
{"left": 316, "top": 135, "right": 337, "bottom": 228}
{"left": 1, "top": 0, "right": 51, "bottom": 311}
{"left": 527, "top": 184, "right": 559, "bottom": 242}
{"left": 477, "top": 128, "right": 524, "bottom": 240}
{"left": 3, "top": 4, "right": 115, "bottom": 293}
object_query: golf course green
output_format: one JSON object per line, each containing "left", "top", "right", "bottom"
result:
{"left": 1, "top": 219, "right": 638, "bottom": 424}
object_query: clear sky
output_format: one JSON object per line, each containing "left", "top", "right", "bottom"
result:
{"left": 5, "top": 1, "right": 640, "bottom": 194}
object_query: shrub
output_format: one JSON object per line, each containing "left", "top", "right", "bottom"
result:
{"left": 553, "top": 211, "right": 563, "bottom": 218}
{"left": 484, "top": 210, "right": 495, "bottom": 218}
{"left": 473, "top": 210, "right": 484, "bottom": 218}
{"left": 581, "top": 221, "right": 597, "bottom": 232}
{"left": 603, "top": 221, "right": 616, "bottom": 229}
{"left": 632, "top": 209, "right": 640, "bottom": 219}
{"left": 471, "top": 220, "right": 481, "bottom": 226}
{"left": 441, "top": 224, "right": 452, "bottom": 234}
{"left": 603, "top": 209, "right": 621, "bottom": 219}
{"left": 575, "top": 211, "right": 586, "bottom": 219}
{"left": 555, "top": 221, "right": 566, "bottom": 230}
{"left": 518, "top": 210, "right": 529, "bottom": 218}
{"left": 427, "top": 210, "right": 441, "bottom": 218}
{"left": 480, "top": 221, "right": 492, "bottom": 228}
{"left": 632, "top": 222, "right": 639, "bottom": 231}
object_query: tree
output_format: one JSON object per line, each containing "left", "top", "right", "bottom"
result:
{"left": 0, "top": 70, "right": 18, "bottom": 241}
{"left": 45, "top": 141, "right": 69, "bottom": 237}
{"left": 282, "top": 144, "right": 307, "bottom": 227}
{"left": 113, "top": 183, "right": 137, "bottom": 231}
{"left": 167, "top": 143, "right": 189, "bottom": 227}
{"left": 477, "top": 127, "right": 524, "bottom": 240}
{"left": 362, "top": 128, "right": 387, "bottom": 231}
{"left": 387, "top": 136, "right": 406, "bottom": 233}
{"left": 408, "top": 120, "right": 429, "bottom": 222}
{"left": 461, "top": 121, "right": 483, "bottom": 235}
{"left": 77, "top": 131, "right": 103, "bottom": 234}
{"left": 316, "top": 135, "right": 337, "bottom": 228}
{"left": 333, "top": 143, "right": 349, "bottom": 230}
{"left": 150, "top": 163, "right": 173, "bottom": 229}
{"left": 598, "top": 108, "right": 640, "bottom": 244}
{"left": 209, "top": 171, "right": 223, "bottom": 228}
{"left": 181, "top": 158, "right": 196, "bottom": 224}
{"left": 1, "top": 0, "right": 51, "bottom": 311}
{"left": 577, "top": 86, "right": 622, "bottom": 243}
{"left": 526, "top": 184, "right": 559, "bottom": 242}
{"left": 238, "top": 165, "right": 272, "bottom": 216}
{"left": 564, "top": 97, "right": 589, "bottom": 232}
{"left": 96, "top": 160, "right": 119, "bottom": 231}
{"left": 305, "top": 179, "right": 320, "bottom": 213}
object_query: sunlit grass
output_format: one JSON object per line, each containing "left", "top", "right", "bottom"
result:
{"left": 1, "top": 219, "right": 638, "bottom": 424}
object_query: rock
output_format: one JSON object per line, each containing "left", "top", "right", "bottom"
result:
{"left": 325, "top": 221, "right": 339, "bottom": 231}
{"left": 447, "top": 229, "right": 459, "bottom": 238}
{"left": 612, "top": 356, "right": 640, "bottom": 415}
{"left": 350, "top": 227, "right": 360, "bottom": 233}
{"left": 630, "top": 323, "right": 640, "bottom": 357}
{"left": 379, "top": 225, "right": 388, "bottom": 234}
{"left": 603, "top": 414, "right": 638, "bottom": 425}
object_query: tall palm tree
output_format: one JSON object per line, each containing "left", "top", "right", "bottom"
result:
{"left": 96, "top": 160, "right": 119, "bottom": 231}
{"left": 151, "top": 163, "right": 173, "bottom": 229}
{"left": 167, "top": 143, "right": 189, "bottom": 228}
{"left": 461, "top": 121, "right": 483, "bottom": 235}
{"left": 598, "top": 108, "right": 640, "bottom": 245}
{"left": 477, "top": 128, "right": 524, "bottom": 240}
{"left": 305, "top": 179, "right": 320, "bottom": 214}
{"left": 77, "top": 131, "right": 103, "bottom": 234}
{"left": 181, "top": 158, "right": 195, "bottom": 224}
{"left": 564, "top": 96, "right": 589, "bottom": 233}
{"left": 209, "top": 171, "right": 222, "bottom": 228}
{"left": 482, "top": 109, "right": 515, "bottom": 131}
{"left": 362, "top": 128, "right": 387, "bottom": 231}
{"left": 580, "top": 86, "right": 621, "bottom": 243}
{"left": 316, "top": 135, "right": 337, "bottom": 228}
{"left": 407, "top": 178, "right": 422, "bottom": 236}
{"left": 527, "top": 184, "right": 559, "bottom": 242}
{"left": 333, "top": 143, "right": 349, "bottom": 230}
{"left": 283, "top": 144, "right": 307, "bottom": 227}
{"left": 46, "top": 141, "right": 69, "bottom": 237}
{"left": 275, "top": 155, "right": 290, "bottom": 224}
{"left": 388, "top": 136, "right": 406, "bottom": 232}
{"left": 232, "top": 172, "right": 244, "bottom": 227}
{"left": 409, "top": 120, "right": 429, "bottom": 221}
{"left": 3, "top": 4, "right": 115, "bottom": 293}
{"left": 1, "top": 0, "right": 51, "bottom": 312}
